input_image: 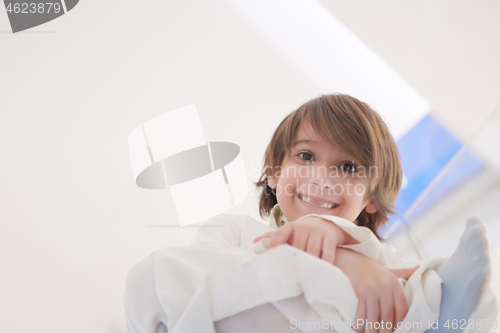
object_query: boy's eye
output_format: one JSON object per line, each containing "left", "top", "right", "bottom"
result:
{"left": 297, "top": 153, "right": 358, "bottom": 173}
{"left": 340, "top": 163, "right": 357, "bottom": 173}
{"left": 297, "top": 152, "right": 315, "bottom": 162}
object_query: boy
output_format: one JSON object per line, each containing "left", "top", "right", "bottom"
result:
{"left": 124, "top": 94, "right": 496, "bottom": 333}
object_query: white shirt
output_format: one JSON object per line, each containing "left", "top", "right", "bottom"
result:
{"left": 123, "top": 204, "right": 497, "bottom": 333}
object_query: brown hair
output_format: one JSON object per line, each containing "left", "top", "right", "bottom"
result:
{"left": 253, "top": 93, "right": 402, "bottom": 240}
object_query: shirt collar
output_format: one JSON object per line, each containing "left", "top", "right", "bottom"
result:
{"left": 269, "top": 203, "right": 289, "bottom": 229}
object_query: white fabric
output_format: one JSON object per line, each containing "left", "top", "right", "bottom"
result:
{"left": 123, "top": 204, "right": 498, "bottom": 333}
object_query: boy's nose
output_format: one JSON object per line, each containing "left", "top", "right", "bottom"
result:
{"left": 307, "top": 179, "right": 336, "bottom": 193}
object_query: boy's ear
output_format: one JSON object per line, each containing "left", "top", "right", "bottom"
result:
{"left": 364, "top": 198, "right": 378, "bottom": 214}
{"left": 266, "top": 168, "right": 278, "bottom": 189}
{"left": 266, "top": 173, "right": 277, "bottom": 189}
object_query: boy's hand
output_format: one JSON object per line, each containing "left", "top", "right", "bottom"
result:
{"left": 253, "top": 216, "right": 358, "bottom": 263}
{"left": 335, "top": 248, "right": 419, "bottom": 333}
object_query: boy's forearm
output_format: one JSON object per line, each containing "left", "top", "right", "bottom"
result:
{"left": 334, "top": 247, "right": 356, "bottom": 263}
{"left": 334, "top": 247, "right": 367, "bottom": 269}
{"left": 333, "top": 247, "right": 393, "bottom": 288}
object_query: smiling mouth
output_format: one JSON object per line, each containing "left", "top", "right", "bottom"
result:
{"left": 296, "top": 192, "right": 339, "bottom": 209}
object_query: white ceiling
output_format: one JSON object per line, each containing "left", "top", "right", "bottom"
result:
{"left": 318, "top": 0, "right": 500, "bottom": 143}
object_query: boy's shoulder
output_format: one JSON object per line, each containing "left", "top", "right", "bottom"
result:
{"left": 199, "top": 212, "right": 274, "bottom": 248}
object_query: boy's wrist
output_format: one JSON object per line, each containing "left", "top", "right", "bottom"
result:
{"left": 334, "top": 247, "right": 359, "bottom": 266}
{"left": 314, "top": 216, "right": 360, "bottom": 245}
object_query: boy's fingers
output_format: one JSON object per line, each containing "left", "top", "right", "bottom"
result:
{"left": 379, "top": 291, "right": 394, "bottom": 333}
{"left": 268, "top": 227, "right": 293, "bottom": 249}
{"left": 291, "top": 227, "right": 309, "bottom": 251}
{"left": 253, "top": 235, "right": 265, "bottom": 243}
{"left": 305, "top": 232, "right": 323, "bottom": 258}
{"left": 393, "top": 283, "right": 408, "bottom": 327}
{"left": 387, "top": 266, "right": 420, "bottom": 280}
{"left": 253, "top": 232, "right": 272, "bottom": 243}
{"left": 409, "top": 265, "right": 420, "bottom": 276}
{"left": 365, "top": 296, "right": 379, "bottom": 333}
{"left": 320, "top": 236, "right": 337, "bottom": 264}
{"left": 354, "top": 297, "right": 366, "bottom": 333}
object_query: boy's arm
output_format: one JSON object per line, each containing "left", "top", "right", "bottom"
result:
{"left": 334, "top": 247, "right": 416, "bottom": 332}
{"left": 298, "top": 213, "right": 405, "bottom": 265}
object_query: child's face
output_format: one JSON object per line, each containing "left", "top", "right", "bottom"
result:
{"left": 267, "top": 121, "right": 377, "bottom": 223}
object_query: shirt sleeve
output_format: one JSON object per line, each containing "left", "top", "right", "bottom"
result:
{"left": 295, "top": 213, "right": 405, "bottom": 265}
{"left": 379, "top": 241, "right": 406, "bottom": 265}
